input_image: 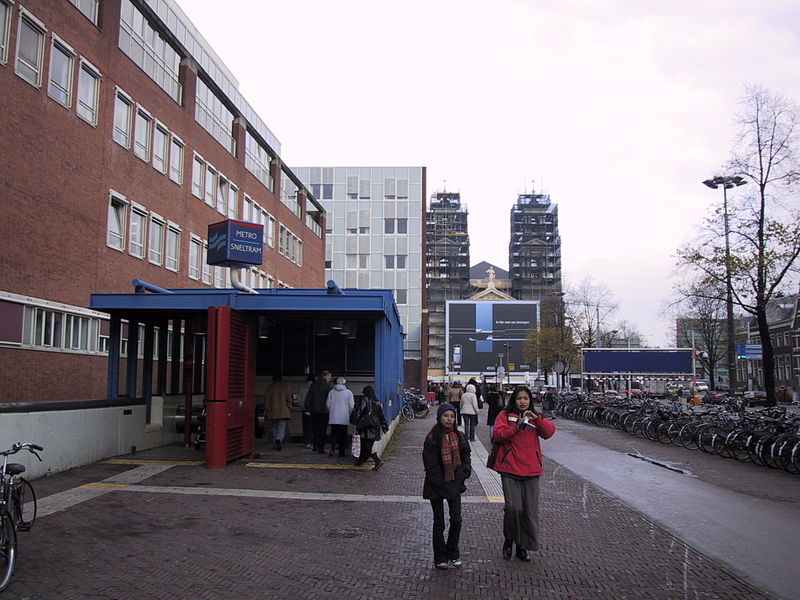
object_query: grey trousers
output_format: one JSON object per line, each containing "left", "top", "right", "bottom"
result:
{"left": 500, "top": 475, "right": 541, "bottom": 551}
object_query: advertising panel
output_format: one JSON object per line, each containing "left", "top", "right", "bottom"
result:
{"left": 445, "top": 301, "right": 539, "bottom": 375}
{"left": 582, "top": 349, "right": 693, "bottom": 374}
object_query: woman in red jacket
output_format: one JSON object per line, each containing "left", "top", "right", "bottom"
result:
{"left": 490, "top": 386, "right": 556, "bottom": 562}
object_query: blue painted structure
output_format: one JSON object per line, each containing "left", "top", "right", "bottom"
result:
{"left": 90, "top": 282, "right": 405, "bottom": 421}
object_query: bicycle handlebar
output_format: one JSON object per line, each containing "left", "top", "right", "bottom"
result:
{"left": 2, "top": 442, "right": 44, "bottom": 461}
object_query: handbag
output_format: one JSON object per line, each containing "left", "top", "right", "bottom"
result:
{"left": 351, "top": 433, "right": 361, "bottom": 458}
{"left": 486, "top": 443, "right": 499, "bottom": 469}
{"left": 356, "top": 399, "right": 378, "bottom": 431}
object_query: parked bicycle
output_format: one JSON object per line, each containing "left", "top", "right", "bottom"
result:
{"left": 1, "top": 442, "right": 43, "bottom": 592}
{"left": 400, "top": 388, "right": 431, "bottom": 421}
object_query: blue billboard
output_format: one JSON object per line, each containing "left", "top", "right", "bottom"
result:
{"left": 583, "top": 349, "right": 693, "bottom": 374}
{"left": 207, "top": 219, "right": 264, "bottom": 267}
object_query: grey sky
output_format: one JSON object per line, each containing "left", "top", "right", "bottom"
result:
{"left": 177, "top": 0, "right": 800, "bottom": 346}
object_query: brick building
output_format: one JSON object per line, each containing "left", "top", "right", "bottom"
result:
{"left": 0, "top": 0, "right": 325, "bottom": 405}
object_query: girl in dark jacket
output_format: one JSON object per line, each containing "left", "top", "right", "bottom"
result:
{"left": 352, "top": 386, "right": 389, "bottom": 470}
{"left": 485, "top": 384, "right": 504, "bottom": 437}
{"left": 491, "top": 386, "right": 556, "bottom": 562}
{"left": 423, "top": 403, "right": 471, "bottom": 569}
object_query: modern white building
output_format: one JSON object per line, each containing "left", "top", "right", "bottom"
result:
{"left": 294, "top": 167, "right": 427, "bottom": 387}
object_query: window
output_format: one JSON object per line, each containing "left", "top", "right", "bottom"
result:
{"left": 228, "top": 184, "right": 238, "bottom": 219}
{"left": 202, "top": 242, "right": 212, "bottom": 284}
{"left": 129, "top": 207, "right": 146, "bottom": 258}
{"left": 358, "top": 254, "right": 366, "bottom": 269}
{"left": 77, "top": 60, "right": 100, "bottom": 125}
{"left": 107, "top": 193, "right": 127, "bottom": 250}
{"left": 188, "top": 237, "right": 202, "bottom": 280}
{"left": 0, "top": 2, "right": 10, "bottom": 64}
{"left": 192, "top": 155, "right": 205, "bottom": 198}
{"left": 68, "top": 0, "right": 99, "bottom": 24}
{"left": 395, "top": 289, "right": 407, "bottom": 304}
{"left": 169, "top": 136, "right": 183, "bottom": 184}
{"left": 133, "top": 108, "right": 152, "bottom": 160}
{"left": 166, "top": 225, "right": 180, "bottom": 271}
{"left": 204, "top": 166, "right": 217, "bottom": 207}
{"left": 31, "top": 307, "right": 62, "bottom": 348}
{"left": 152, "top": 124, "right": 168, "bottom": 173}
{"left": 397, "top": 255, "right": 407, "bottom": 269}
{"left": 64, "top": 314, "right": 90, "bottom": 350}
{"left": 267, "top": 216, "right": 276, "bottom": 247}
{"left": 214, "top": 266, "right": 225, "bottom": 288}
{"left": 48, "top": 38, "right": 75, "bottom": 107}
{"left": 384, "top": 219, "right": 394, "bottom": 234}
{"left": 397, "top": 218, "right": 408, "bottom": 234}
{"left": 113, "top": 90, "right": 133, "bottom": 147}
{"left": 15, "top": 11, "right": 46, "bottom": 86}
{"left": 118, "top": 0, "right": 182, "bottom": 103}
{"left": 385, "top": 255, "right": 395, "bottom": 269}
{"left": 148, "top": 216, "right": 164, "bottom": 265}
{"left": 245, "top": 132, "right": 273, "bottom": 191}
{"left": 216, "top": 175, "right": 228, "bottom": 214}
{"left": 195, "top": 78, "right": 235, "bottom": 154}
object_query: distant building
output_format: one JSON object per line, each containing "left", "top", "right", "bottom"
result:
{"left": 508, "top": 193, "right": 562, "bottom": 301}
{"left": 295, "top": 167, "right": 427, "bottom": 388}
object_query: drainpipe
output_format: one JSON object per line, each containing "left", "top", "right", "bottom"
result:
{"left": 132, "top": 279, "right": 173, "bottom": 294}
{"left": 230, "top": 267, "right": 259, "bottom": 294}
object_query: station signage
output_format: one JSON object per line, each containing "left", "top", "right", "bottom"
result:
{"left": 207, "top": 219, "right": 264, "bottom": 267}
{"left": 736, "top": 343, "right": 763, "bottom": 360}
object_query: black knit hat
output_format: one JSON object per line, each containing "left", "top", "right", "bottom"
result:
{"left": 437, "top": 403, "right": 456, "bottom": 420}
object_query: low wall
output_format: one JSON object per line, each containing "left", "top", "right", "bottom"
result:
{"left": 0, "top": 396, "right": 188, "bottom": 480}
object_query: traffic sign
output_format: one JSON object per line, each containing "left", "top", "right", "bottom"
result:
{"left": 735, "top": 343, "right": 762, "bottom": 360}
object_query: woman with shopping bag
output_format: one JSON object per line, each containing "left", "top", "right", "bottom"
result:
{"left": 352, "top": 385, "right": 389, "bottom": 470}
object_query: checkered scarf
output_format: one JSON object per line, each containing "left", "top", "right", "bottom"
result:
{"left": 441, "top": 430, "right": 461, "bottom": 482}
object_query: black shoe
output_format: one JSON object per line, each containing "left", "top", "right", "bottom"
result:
{"left": 372, "top": 459, "right": 384, "bottom": 471}
{"left": 516, "top": 548, "right": 531, "bottom": 562}
{"left": 502, "top": 539, "right": 513, "bottom": 560}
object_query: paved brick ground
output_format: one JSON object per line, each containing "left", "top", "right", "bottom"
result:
{"left": 5, "top": 412, "right": 774, "bottom": 599}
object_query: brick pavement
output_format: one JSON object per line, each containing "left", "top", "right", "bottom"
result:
{"left": 5, "top": 412, "right": 774, "bottom": 599}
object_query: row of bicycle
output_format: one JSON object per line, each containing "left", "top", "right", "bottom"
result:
{"left": 555, "top": 396, "right": 800, "bottom": 475}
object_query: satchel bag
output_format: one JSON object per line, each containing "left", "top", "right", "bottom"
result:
{"left": 351, "top": 433, "right": 361, "bottom": 458}
{"left": 355, "top": 400, "right": 378, "bottom": 431}
{"left": 486, "top": 443, "right": 499, "bottom": 469}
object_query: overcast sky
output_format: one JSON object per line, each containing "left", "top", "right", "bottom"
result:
{"left": 177, "top": 0, "right": 800, "bottom": 346}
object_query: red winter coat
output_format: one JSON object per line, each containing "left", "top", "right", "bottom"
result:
{"left": 491, "top": 410, "right": 556, "bottom": 477}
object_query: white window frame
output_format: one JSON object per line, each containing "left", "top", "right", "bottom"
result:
{"left": 169, "top": 134, "right": 184, "bottom": 184}
{"left": 216, "top": 174, "right": 229, "bottom": 215}
{"left": 67, "top": 0, "right": 99, "bottom": 25}
{"left": 165, "top": 223, "right": 181, "bottom": 272}
{"left": 133, "top": 105, "right": 153, "bottom": 161}
{"left": 0, "top": 2, "right": 12, "bottom": 65}
{"left": 204, "top": 165, "right": 217, "bottom": 207}
{"left": 267, "top": 216, "right": 276, "bottom": 247}
{"left": 15, "top": 9, "right": 46, "bottom": 87}
{"left": 188, "top": 235, "right": 202, "bottom": 280}
{"left": 129, "top": 204, "right": 147, "bottom": 259}
{"left": 148, "top": 213, "right": 165, "bottom": 265}
{"left": 152, "top": 121, "right": 169, "bottom": 174}
{"left": 106, "top": 190, "right": 127, "bottom": 251}
{"left": 76, "top": 58, "right": 101, "bottom": 126}
{"left": 47, "top": 34, "right": 75, "bottom": 107}
{"left": 112, "top": 87, "right": 133, "bottom": 147}
{"left": 202, "top": 241, "right": 212, "bottom": 284}
{"left": 192, "top": 153, "right": 205, "bottom": 199}
{"left": 228, "top": 183, "right": 238, "bottom": 219}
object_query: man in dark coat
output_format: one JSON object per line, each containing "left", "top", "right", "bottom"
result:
{"left": 304, "top": 370, "right": 332, "bottom": 453}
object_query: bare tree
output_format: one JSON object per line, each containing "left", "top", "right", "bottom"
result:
{"left": 523, "top": 291, "right": 579, "bottom": 388}
{"left": 564, "top": 277, "right": 619, "bottom": 348}
{"left": 678, "top": 85, "right": 800, "bottom": 404}
{"left": 672, "top": 287, "right": 727, "bottom": 390}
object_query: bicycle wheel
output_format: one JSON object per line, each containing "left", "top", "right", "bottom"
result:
{"left": 401, "top": 404, "right": 415, "bottom": 422}
{"left": 0, "top": 513, "right": 17, "bottom": 593}
{"left": 13, "top": 479, "right": 36, "bottom": 531}
{"left": 413, "top": 404, "right": 430, "bottom": 419}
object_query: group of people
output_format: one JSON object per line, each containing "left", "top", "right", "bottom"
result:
{"left": 263, "top": 370, "right": 388, "bottom": 470}
{"left": 422, "top": 385, "right": 556, "bottom": 569}
{"left": 431, "top": 379, "right": 510, "bottom": 442}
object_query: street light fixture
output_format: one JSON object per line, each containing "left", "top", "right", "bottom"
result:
{"left": 702, "top": 175, "right": 747, "bottom": 392}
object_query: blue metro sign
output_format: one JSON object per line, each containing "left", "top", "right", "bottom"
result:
{"left": 207, "top": 219, "right": 264, "bottom": 267}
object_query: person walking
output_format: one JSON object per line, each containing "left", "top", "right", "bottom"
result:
{"left": 467, "top": 377, "right": 483, "bottom": 410}
{"left": 327, "top": 377, "right": 355, "bottom": 457}
{"left": 447, "top": 382, "right": 463, "bottom": 427}
{"left": 352, "top": 385, "right": 389, "bottom": 470}
{"left": 264, "top": 374, "right": 293, "bottom": 451}
{"left": 485, "top": 384, "right": 504, "bottom": 439}
{"left": 490, "top": 386, "right": 556, "bottom": 562}
{"left": 460, "top": 383, "right": 480, "bottom": 442}
{"left": 423, "top": 403, "right": 471, "bottom": 570}
{"left": 301, "top": 374, "right": 315, "bottom": 449}
{"left": 305, "top": 371, "right": 332, "bottom": 454}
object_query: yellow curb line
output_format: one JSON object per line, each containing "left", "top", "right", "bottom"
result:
{"left": 486, "top": 495, "right": 504, "bottom": 503}
{"left": 245, "top": 462, "right": 373, "bottom": 470}
{"left": 81, "top": 482, "right": 128, "bottom": 490}
{"left": 102, "top": 459, "right": 204, "bottom": 466}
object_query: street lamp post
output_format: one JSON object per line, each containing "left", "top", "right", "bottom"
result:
{"left": 702, "top": 175, "right": 747, "bottom": 393}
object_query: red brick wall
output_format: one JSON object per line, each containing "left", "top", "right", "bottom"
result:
{"left": 0, "top": 0, "right": 325, "bottom": 403}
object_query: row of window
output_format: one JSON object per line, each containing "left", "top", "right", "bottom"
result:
{"left": 191, "top": 153, "right": 239, "bottom": 219}
{"left": 113, "top": 88, "right": 184, "bottom": 183}
{"left": 24, "top": 305, "right": 104, "bottom": 353}
{"left": 4, "top": 5, "right": 101, "bottom": 124}
{"left": 278, "top": 225, "right": 303, "bottom": 267}
{"left": 107, "top": 192, "right": 181, "bottom": 271}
